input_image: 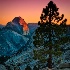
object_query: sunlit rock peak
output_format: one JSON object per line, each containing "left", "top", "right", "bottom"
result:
{"left": 19, "top": 16, "right": 29, "bottom": 31}
{"left": 12, "top": 16, "right": 29, "bottom": 35}
{"left": 19, "top": 16, "right": 29, "bottom": 35}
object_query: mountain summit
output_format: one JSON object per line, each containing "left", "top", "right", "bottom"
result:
{"left": 5, "top": 17, "right": 29, "bottom": 35}
{"left": 19, "top": 17, "right": 29, "bottom": 31}
{"left": 0, "top": 17, "right": 29, "bottom": 56}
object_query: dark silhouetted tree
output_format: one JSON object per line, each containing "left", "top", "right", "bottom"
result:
{"left": 33, "top": 1, "right": 68, "bottom": 69}
{"left": 25, "top": 65, "right": 32, "bottom": 70}
{"left": 33, "top": 65, "right": 39, "bottom": 70}
{"left": 0, "top": 56, "right": 10, "bottom": 64}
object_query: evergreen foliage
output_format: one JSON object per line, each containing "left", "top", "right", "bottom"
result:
{"left": 25, "top": 65, "right": 32, "bottom": 70}
{"left": 0, "top": 56, "right": 10, "bottom": 64}
{"left": 33, "top": 1, "right": 68, "bottom": 69}
{"left": 33, "top": 65, "right": 39, "bottom": 70}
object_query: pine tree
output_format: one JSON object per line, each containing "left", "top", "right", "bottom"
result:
{"left": 33, "top": 65, "right": 39, "bottom": 70}
{"left": 33, "top": 1, "right": 68, "bottom": 69}
{"left": 25, "top": 65, "right": 32, "bottom": 70}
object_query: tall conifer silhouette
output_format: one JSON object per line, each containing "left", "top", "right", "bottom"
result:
{"left": 33, "top": 1, "right": 68, "bottom": 69}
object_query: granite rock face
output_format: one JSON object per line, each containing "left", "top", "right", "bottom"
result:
{"left": 0, "top": 64, "right": 7, "bottom": 70}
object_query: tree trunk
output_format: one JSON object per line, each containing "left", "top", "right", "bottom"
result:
{"left": 47, "top": 53, "right": 52, "bottom": 69}
{"left": 47, "top": 10, "right": 52, "bottom": 69}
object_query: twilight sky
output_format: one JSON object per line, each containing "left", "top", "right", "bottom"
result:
{"left": 0, "top": 0, "right": 70, "bottom": 25}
